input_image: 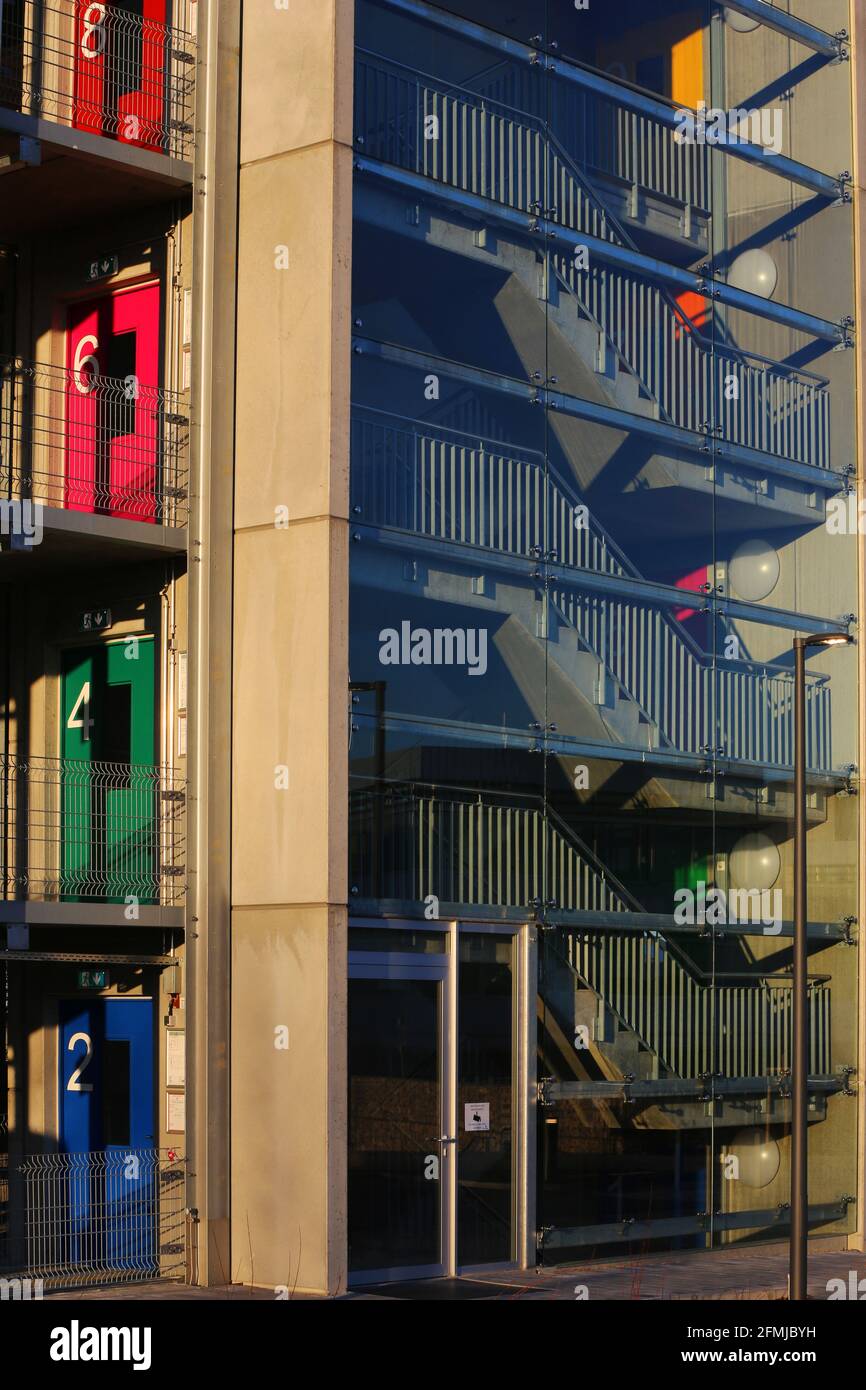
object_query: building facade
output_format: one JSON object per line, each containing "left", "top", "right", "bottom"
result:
{"left": 1, "top": 0, "right": 865, "bottom": 1297}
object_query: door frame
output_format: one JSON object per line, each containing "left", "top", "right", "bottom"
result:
{"left": 58, "top": 633, "right": 158, "bottom": 903}
{"left": 57, "top": 993, "right": 156, "bottom": 1152}
{"left": 348, "top": 952, "right": 451, "bottom": 1285}
{"left": 64, "top": 279, "right": 162, "bottom": 520}
{"left": 347, "top": 918, "right": 536, "bottom": 1285}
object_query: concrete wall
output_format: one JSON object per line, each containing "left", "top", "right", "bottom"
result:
{"left": 228, "top": 0, "right": 353, "bottom": 1296}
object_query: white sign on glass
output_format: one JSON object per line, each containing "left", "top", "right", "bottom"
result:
{"left": 464, "top": 1102, "right": 490, "bottom": 1132}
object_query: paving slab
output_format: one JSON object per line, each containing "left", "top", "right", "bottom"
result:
{"left": 39, "top": 1247, "right": 866, "bottom": 1301}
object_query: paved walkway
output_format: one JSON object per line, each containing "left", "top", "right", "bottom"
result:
{"left": 42, "top": 1246, "right": 866, "bottom": 1300}
{"left": 351, "top": 1247, "right": 866, "bottom": 1301}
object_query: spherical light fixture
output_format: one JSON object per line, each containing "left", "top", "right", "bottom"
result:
{"left": 724, "top": 9, "right": 761, "bottom": 32}
{"left": 729, "top": 1129, "right": 781, "bottom": 1188}
{"left": 729, "top": 538, "right": 780, "bottom": 602}
{"left": 729, "top": 833, "right": 781, "bottom": 892}
{"left": 729, "top": 248, "right": 778, "bottom": 299}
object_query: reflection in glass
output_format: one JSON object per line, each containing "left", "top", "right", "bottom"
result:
{"left": 458, "top": 934, "right": 515, "bottom": 1265}
{"left": 350, "top": 0, "right": 860, "bottom": 1267}
{"left": 348, "top": 977, "right": 443, "bottom": 1273}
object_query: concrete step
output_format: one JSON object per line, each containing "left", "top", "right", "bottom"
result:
{"left": 547, "top": 618, "right": 657, "bottom": 749}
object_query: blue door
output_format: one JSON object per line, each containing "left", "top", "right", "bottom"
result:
{"left": 59, "top": 997, "right": 156, "bottom": 1270}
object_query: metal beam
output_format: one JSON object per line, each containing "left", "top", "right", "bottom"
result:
{"left": 548, "top": 909, "right": 844, "bottom": 943}
{"left": 541, "top": 1199, "right": 852, "bottom": 1250}
{"left": 378, "top": 0, "right": 846, "bottom": 199}
{"left": 545, "top": 1075, "right": 844, "bottom": 1102}
{"left": 348, "top": 897, "right": 849, "bottom": 941}
{"left": 350, "top": 703, "right": 848, "bottom": 792}
{"left": 357, "top": 508, "right": 849, "bottom": 634}
{"left": 0, "top": 108, "right": 193, "bottom": 186}
{"left": 0, "top": 902, "right": 185, "bottom": 928}
{"left": 357, "top": 158, "right": 849, "bottom": 345}
{"left": 347, "top": 897, "right": 846, "bottom": 946}
{"left": 353, "top": 334, "right": 847, "bottom": 487}
{"left": 719, "top": 1, "right": 847, "bottom": 60}
{"left": 553, "top": 68, "right": 844, "bottom": 202}
{"left": 0, "top": 950, "right": 179, "bottom": 965}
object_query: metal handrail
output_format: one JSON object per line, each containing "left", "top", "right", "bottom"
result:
{"left": 0, "top": 0, "right": 196, "bottom": 160}
{"left": 361, "top": 43, "right": 711, "bottom": 216}
{"left": 373, "top": 0, "right": 843, "bottom": 200}
{"left": 351, "top": 408, "right": 832, "bottom": 768}
{"left": 349, "top": 782, "right": 832, "bottom": 1077}
{"left": 355, "top": 49, "right": 832, "bottom": 470}
{"left": 0, "top": 754, "right": 186, "bottom": 906}
{"left": 1, "top": 1148, "right": 186, "bottom": 1287}
{"left": 543, "top": 121, "right": 827, "bottom": 384}
{"left": 0, "top": 354, "right": 189, "bottom": 527}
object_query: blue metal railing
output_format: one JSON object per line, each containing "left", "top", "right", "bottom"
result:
{"left": 349, "top": 782, "right": 832, "bottom": 1079}
{"left": 467, "top": 55, "right": 711, "bottom": 216}
{"left": 355, "top": 50, "right": 831, "bottom": 471}
{"left": 351, "top": 408, "right": 832, "bottom": 770}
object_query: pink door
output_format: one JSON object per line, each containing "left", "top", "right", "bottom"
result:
{"left": 65, "top": 282, "right": 160, "bottom": 521}
{"left": 73, "top": 0, "right": 168, "bottom": 153}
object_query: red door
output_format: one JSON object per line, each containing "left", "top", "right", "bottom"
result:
{"left": 65, "top": 282, "right": 160, "bottom": 521}
{"left": 73, "top": 0, "right": 168, "bottom": 152}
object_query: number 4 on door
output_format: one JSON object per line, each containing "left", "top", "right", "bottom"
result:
{"left": 67, "top": 682, "right": 94, "bottom": 743}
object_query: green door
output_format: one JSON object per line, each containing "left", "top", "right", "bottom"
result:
{"left": 61, "top": 638, "right": 156, "bottom": 903}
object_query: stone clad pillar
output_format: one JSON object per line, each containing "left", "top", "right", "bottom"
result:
{"left": 229, "top": 0, "right": 353, "bottom": 1295}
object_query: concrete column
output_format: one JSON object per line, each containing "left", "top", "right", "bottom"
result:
{"left": 851, "top": 0, "right": 866, "bottom": 1257}
{"left": 229, "top": 0, "right": 352, "bottom": 1295}
{"left": 186, "top": 0, "right": 242, "bottom": 1287}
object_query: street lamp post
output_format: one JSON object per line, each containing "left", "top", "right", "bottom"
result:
{"left": 790, "top": 631, "right": 853, "bottom": 1301}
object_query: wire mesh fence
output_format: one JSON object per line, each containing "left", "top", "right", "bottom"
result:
{"left": 1, "top": 1148, "right": 186, "bottom": 1287}
{"left": 0, "top": 0, "right": 196, "bottom": 160}
{"left": 0, "top": 355, "right": 189, "bottom": 528}
{"left": 0, "top": 755, "right": 186, "bottom": 906}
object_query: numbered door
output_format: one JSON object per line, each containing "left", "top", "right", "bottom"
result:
{"left": 66, "top": 282, "right": 160, "bottom": 520}
{"left": 61, "top": 637, "right": 156, "bottom": 903}
{"left": 60, "top": 996, "right": 155, "bottom": 1151}
{"left": 60, "top": 996, "right": 156, "bottom": 1267}
{"left": 73, "top": 0, "right": 169, "bottom": 152}
{"left": 348, "top": 959, "right": 449, "bottom": 1282}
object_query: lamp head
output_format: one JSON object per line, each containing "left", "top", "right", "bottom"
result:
{"left": 796, "top": 632, "right": 854, "bottom": 650}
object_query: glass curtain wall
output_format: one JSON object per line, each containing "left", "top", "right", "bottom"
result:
{"left": 349, "top": 0, "right": 860, "bottom": 1262}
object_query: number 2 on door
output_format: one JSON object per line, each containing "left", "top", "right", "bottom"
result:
{"left": 67, "top": 1032, "right": 94, "bottom": 1092}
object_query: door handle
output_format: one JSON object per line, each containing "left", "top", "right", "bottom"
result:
{"left": 428, "top": 1135, "right": 456, "bottom": 1145}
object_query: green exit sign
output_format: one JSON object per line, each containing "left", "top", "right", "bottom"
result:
{"left": 81, "top": 608, "right": 112, "bottom": 632}
{"left": 87, "top": 254, "right": 119, "bottom": 282}
{"left": 78, "top": 969, "right": 108, "bottom": 989}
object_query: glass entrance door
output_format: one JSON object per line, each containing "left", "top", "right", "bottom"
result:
{"left": 457, "top": 932, "right": 515, "bottom": 1268}
{"left": 348, "top": 956, "right": 449, "bottom": 1282}
{"left": 348, "top": 923, "right": 525, "bottom": 1285}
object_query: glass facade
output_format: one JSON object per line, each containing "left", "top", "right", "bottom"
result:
{"left": 349, "top": 0, "right": 859, "bottom": 1265}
